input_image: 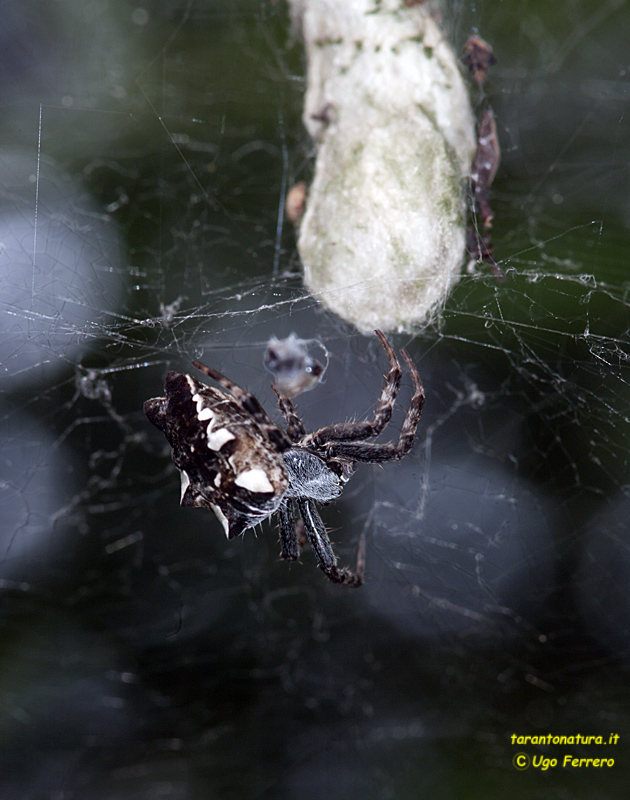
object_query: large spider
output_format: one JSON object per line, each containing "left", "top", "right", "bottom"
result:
{"left": 144, "top": 330, "right": 424, "bottom": 587}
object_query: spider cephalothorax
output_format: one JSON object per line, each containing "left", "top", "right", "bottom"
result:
{"left": 144, "top": 330, "right": 424, "bottom": 587}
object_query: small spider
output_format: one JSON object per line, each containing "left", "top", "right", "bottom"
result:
{"left": 263, "top": 333, "right": 326, "bottom": 398}
{"left": 144, "top": 331, "right": 424, "bottom": 587}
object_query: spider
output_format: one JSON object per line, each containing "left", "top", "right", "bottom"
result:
{"left": 144, "top": 330, "right": 424, "bottom": 587}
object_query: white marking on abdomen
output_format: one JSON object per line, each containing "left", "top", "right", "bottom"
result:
{"left": 234, "top": 468, "right": 274, "bottom": 494}
{"left": 180, "top": 470, "right": 190, "bottom": 501}
{"left": 210, "top": 503, "right": 230, "bottom": 537}
{"left": 207, "top": 428, "right": 235, "bottom": 450}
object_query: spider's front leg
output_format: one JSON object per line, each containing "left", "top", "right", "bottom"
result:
{"left": 272, "top": 385, "right": 306, "bottom": 443}
{"left": 297, "top": 499, "right": 365, "bottom": 588}
{"left": 302, "top": 329, "right": 402, "bottom": 449}
{"left": 326, "top": 350, "right": 424, "bottom": 463}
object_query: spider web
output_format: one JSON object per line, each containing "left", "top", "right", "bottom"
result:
{"left": 1, "top": 0, "right": 630, "bottom": 797}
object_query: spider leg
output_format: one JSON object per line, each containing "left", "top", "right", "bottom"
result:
{"left": 326, "top": 350, "right": 424, "bottom": 463}
{"left": 295, "top": 517, "right": 308, "bottom": 550}
{"left": 278, "top": 500, "right": 300, "bottom": 562}
{"left": 192, "top": 360, "right": 248, "bottom": 399}
{"left": 272, "top": 384, "right": 306, "bottom": 442}
{"left": 297, "top": 499, "right": 364, "bottom": 587}
{"left": 304, "top": 329, "right": 402, "bottom": 448}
